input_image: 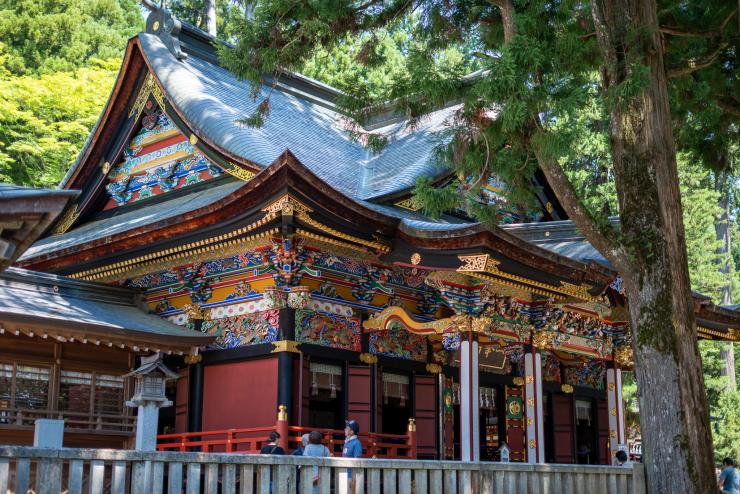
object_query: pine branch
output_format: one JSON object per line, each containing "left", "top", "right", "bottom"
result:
{"left": 660, "top": 8, "right": 737, "bottom": 38}
{"left": 667, "top": 42, "right": 728, "bottom": 78}
{"left": 531, "top": 131, "right": 631, "bottom": 274}
{"left": 715, "top": 97, "right": 740, "bottom": 117}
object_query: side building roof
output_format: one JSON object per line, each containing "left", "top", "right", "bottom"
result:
{"left": 0, "top": 267, "right": 213, "bottom": 353}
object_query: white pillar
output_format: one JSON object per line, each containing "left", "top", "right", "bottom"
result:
{"left": 606, "top": 368, "right": 626, "bottom": 458}
{"left": 134, "top": 401, "right": 165, "bottom": 451}
{"left": 524, "top": 351, "right": 545, "bottom": 464}
{"left": 460, "top": 332, "right": 479, "bottom": 461}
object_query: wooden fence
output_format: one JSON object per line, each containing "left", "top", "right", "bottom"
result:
{"left": 0, "top": 446, "right": 646, "bottom": 494}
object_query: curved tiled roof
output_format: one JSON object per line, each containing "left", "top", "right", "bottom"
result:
{"left": 140, "top": 33, "right": 456, "bottom": 200}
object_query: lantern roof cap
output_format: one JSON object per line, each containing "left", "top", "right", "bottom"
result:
{"left": 125, "top": 352, "right": 179, "bottom": 380}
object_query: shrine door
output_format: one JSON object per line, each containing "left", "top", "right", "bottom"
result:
{"left": 347, "top": 365, "right": 372, "bottom": 434}
{"left": 414, "top": 374, "right": 437, "bottom": 458}
{"left": 552, "top": 394, "right": 575, "bottom": 463}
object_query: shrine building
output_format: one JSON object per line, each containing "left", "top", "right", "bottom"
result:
{"left": 4, "top": 5, "right": 740, "bottom": 463}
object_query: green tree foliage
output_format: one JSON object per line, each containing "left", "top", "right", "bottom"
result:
{"left": 0, "top": 59, "right": 118, "bottom": 187}
{"left": 0, "top": 0, "right": 142, "bottom": 75}
{"left": 0, "top": 0, "right": 141, "bottom": 187}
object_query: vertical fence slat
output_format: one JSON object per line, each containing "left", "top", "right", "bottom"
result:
{"left": 112, "top": 461, "right": 127, "bottom": 494}
{"left": 0, "top": 458, "right": 8, "bottom": 494}
{"left": 299, "top": 464, "right": 314, "bottom": 494}
{"left": 89, "top": 460, "right": 105, "bottom": 494}
{"left": 354, "top": 468, "right": 365, "bottom": 494}
{"left": 205, "top": 464, "right": 219, "bottom": 494}
{"left": 540, "top": 471, "right": 551, "bottom": 494}
{"left": 607, "top": 473, "right": 617, "bottom": 494}
{"left": 518, "top": 470, "right": 528, "bottom": 494}
{"left": 429, "top": 469, "right": 442, "bottom": 494}
{"left": 414, "top": 469, "right": 427, "bottom": 494}
{"left": 632, "top": 464, "right": 646, "bottom": 494}
{"left": 492, "top": 470, "right": 504, "bottom": 494}
{"left": 222, "top": 464, "right": 236, "bottom": 494}
{"left": 240, "top": 464, "right": 254, "bottom": 494}
{"left": 563, "top": 470, "right": 575, "bottom": 494}
{"left": 550, "top": 472, "right": 562, "bottom": 494}
{"left": 575, "top": 472, "right": 586, "bottom": 494}
{"left": 168, "top": 463, "right": 183, "bottom": 494}
{"left": 617, "top": 473, "right": 628, "bottom": 494}
{"left": 15, "top": 458, "right": 30, "bottom": 494}
{"left": 187, "top": 463, "right": 201, "bottom": 494}
{"left": 275, "top": 464, "right": 295, "bottom": 494}
{"left": 443, "top": 469, "right": 457, "bottom": 494}
{"left": 590, "top": 473, "right": 607, "bottom": 492}
{"left": 505, "top": 471, "right": 517, "bottom": 494}
{"left": 36, "top": 457, "right": 63, "bottom": 494}
{"left": 336, "top": 468, "right": 349, "bottom": 494}
{"left": 398, "top": 469, "right": 411, "bottom": 494}
{"left": 68, "top": 459, "right": 84, "bottom": 494}
{"left": 258, "top": 465, "right": 271, "bottom": 494}
{"left": 383, "top": 467, "right": 397, "bottom": 494}
{"left": 318, "top": 466, "right": 330, "bottom": 494}
{"left": 458, "top": 470, "right": 472, "bottom": 494}
{"left": 133, "top": 461, "right": 154, "bottom": 494}
{"left": 368, "top": 468, "right": 381, "bottom": 493}
{"left": 152, "top": 462, "right": 165, "bottom": 494}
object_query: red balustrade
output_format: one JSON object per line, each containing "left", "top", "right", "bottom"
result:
{"left": 157, "top": 424, "right": 417, "bottom": 458}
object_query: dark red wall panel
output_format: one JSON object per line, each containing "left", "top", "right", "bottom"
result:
{"left": 347, "top": 365, "right": 372, "bottom": 434}
{"left": 202, "top": 357, "right": 279, "bottom": 431}
{"left": 175, "top": 368, "right": 189, "bottom": 433}
{"left": 414, "top": 374, "right": 437, "bottom": 458}
{"left": 597, "top": 399, "right": 610, "bottom": 464}
{"left": 553, "top": 394, "right": 575, "bottom": 463}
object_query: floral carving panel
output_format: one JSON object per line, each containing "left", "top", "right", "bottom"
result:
{"left": 369, "top": 322, "right": 428, "bottom": 361}
{"left": 201, "top": 309, "right": 280, "bottom": 349}
{"left": 295, "top": 309, "right": 361, "bottom": 352}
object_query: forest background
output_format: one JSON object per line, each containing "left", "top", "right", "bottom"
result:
{"left": 0, "top": 0, "right": 737, "bottom": 462}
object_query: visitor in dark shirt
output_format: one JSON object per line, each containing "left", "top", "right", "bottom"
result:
{"left": 260, "top": 431, "right": 285, "bottom": 455}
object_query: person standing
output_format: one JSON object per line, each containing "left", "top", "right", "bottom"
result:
{"left": 260, "top": 431, "right": 285, "bottom": 455}
{"left": 292, "top": 433, "right": 311, "bottom": 456}
{"left": 342, "top": 420, "right": 362, "bottom": 458}
{"left": 342, "top": 420, "right": 362, "bottom": 493}
{"left": 303, "top": 431, "right": 333, "bottom": 494}
{"left": 719, "top": 458, "right": 740, "bottom": 494}
{"left": 615, "top": 450, "right": 633, "bottom": 467}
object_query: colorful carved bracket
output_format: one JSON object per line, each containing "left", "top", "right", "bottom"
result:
{"left": 363, "top": 306, "right": 455, "bottom": 335}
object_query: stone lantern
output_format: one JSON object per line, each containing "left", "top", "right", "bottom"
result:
{"left": 125, "top": 353, "right": 178, "bottom": 451}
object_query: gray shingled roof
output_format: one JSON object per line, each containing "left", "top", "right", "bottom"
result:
{"left": 20, "top": 180, "right": 244, "bottom": 260}
{"left": 502, "top": 220, "right": 613, "bottom": 268}
{"left": 0, "top": 267, "right": 211, "bottom": 344}
{"left": 140, "top": 33, "right": 456, "bottom": 201}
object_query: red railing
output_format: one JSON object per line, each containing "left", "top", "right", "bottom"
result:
{"left": 157, "top": 413, "right": 418, "bottom": 459}
{"left": 156, "top": 426, "right": 275, "bottom": 453}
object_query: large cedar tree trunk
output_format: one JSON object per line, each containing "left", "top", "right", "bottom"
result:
{"left": 587, "top": 1, "right": 716, "bottom": 492}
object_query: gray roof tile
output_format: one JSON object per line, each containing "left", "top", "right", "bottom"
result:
{"left": 21, "top": 180, "right": 244, "bottom": 260}
{"left": 0, "top": 268, "right": 211, "bottom": 342}
{"left": 140, "top": 33, "right": 456, "bottom": 200}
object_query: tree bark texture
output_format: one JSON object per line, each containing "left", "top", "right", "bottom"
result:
{"left": 585, "top": 1, "right": 716, "bottom": 492}
{"left": 206, "top": 0, "right": 217, "bottom": 36}
{"left": 714, "top": 169, "right": 737, "bottom": 391}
